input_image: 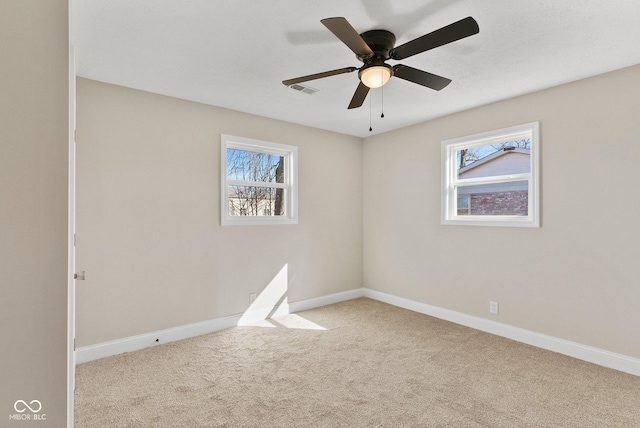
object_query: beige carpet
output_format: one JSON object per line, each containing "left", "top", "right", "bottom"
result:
{"left": 75, "top": 298, "right": 640, "bottom": 427}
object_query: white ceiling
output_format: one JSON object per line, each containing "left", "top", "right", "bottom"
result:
{"left": 74, "top": 0, "right": 640, "bottom": 138}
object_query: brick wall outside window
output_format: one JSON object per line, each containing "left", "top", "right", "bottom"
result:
{"left": 470, "top": 191, "right": 528, "bottom": 216}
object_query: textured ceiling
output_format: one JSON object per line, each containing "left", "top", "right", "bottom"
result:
{"left": 74, "top": 0, "right": 640, "bottom": 138}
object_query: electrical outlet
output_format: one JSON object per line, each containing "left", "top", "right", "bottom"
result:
{"left": 249, "top": 293, "right": 257, "bottom": 304}
{"left": 489, "top": 301, "right": 499, "bottom": 314}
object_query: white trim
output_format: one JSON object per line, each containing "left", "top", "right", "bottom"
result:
{"left": 363, "top": 288, "right": 640, "bottom": 377}
{"left": 236, "top": 288, "right": 365, "bottom": 326}
{"left": 290, "top": 288, "right": 364, "bottom": 313}
{"left": 220, "top": 134, "right": 298, "bottom": 226}
{"left": 75, "top": 287, "right": 640, "bottom": 376}
{"left": 441, "top": 121, "right": 540, "bottom": 228}
{"left": 237, "top": 302, "right": 291, "bottom": 326}
{"left": 67, "top": 6, "right": 76, "bottom": 425}
{"left": 75, "top": 314, "right": 240, "bottom": 364}
{"left": 75, "top": 288, "right": 364, "bottom": 364}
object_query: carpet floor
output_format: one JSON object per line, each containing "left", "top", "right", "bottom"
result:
{"left": 75, "top": 298, "right": 640, "bottom": 427}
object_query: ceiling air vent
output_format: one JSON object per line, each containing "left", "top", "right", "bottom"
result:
{"left": 288, "top": 83, "right": 319, "bottom": 95}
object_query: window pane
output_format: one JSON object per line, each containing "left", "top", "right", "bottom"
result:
{"left": 228, "top": 185, "right": 285, "bottom": 216}
{"left": 457, "top": 138, "right": 531, "bottom": 178}
{"left": 457, "top": 195, "right": 470, "bottom": 215}
{"left": 226, "top": 149, "right": 284, "bottom": 183}
{"left": 457, "top": 181, "right": 528, "bottom": 216}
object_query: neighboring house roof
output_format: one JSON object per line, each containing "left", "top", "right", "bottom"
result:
{"left": 458, "top": 148, "right": 530, "bottom": 195}
{"left": 459, "top": 147, "right": 530, "bottom": 175}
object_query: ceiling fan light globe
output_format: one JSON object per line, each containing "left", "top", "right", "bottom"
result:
{"left": 359, "top": 65, "right": 392, "bottom": 88}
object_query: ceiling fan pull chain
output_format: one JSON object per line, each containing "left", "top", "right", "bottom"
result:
{"left": 381, "top": 85, "right": 385, "bottom": 118}
{"left": 369, "top": 95, "right": 373, "bottom": 132}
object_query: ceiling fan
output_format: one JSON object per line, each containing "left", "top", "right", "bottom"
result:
{"left": 283, "top": 16, "right": 479, "bottom": 109}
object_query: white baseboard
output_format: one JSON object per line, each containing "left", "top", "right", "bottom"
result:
{"left": 75, "top": 313, "right": 241, "bottom": 364}
{"left": 363, "top": 288, "right": 640, "bottom": 377}
{"left": 290, "top": 287, "right": 364, "bottom": 313}
{"left": 75, "top": 288, "right": 364, "bottom": 364}
{"left": 76, "top": 287, "right": 640, "bottom": 376}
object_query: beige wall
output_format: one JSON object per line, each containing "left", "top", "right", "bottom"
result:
{"left": 75, "top": 78, "right": 363, "bottom": 346}
{"left": 364, "top": 64, "right": 640, "bottom": 359}
{"left": 77, "top": 63, "right": 640, "bottom": 362}
{"left": 0, "top": 0, "right": 69, "bottom": 426}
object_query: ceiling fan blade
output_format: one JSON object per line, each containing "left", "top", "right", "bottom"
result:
{"left": 389, "top": 16, "right": 479, "bottom": 60}
{"left": 392, "top": 64, "right": 452, "bottom": 91}
{"left": 348, "top": 82, "right": 370, "bottom": 109}
{"left": 282, "top": 67, "right": 358, "bottom": 86}
{"left": 321, "top": 17, "right": 374, "bottom": 58}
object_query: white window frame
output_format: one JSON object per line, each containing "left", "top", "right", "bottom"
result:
{"left": 441, "top": 121, "right": 540, "bottom": 227}
{"left": 221, "top": 134, "right": 298, "bottom": 226}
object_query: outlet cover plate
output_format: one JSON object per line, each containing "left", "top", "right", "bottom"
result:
{"left": 490, "top": 301, "right": 499, "bottom": 314}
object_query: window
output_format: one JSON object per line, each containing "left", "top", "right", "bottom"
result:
{"left": 441, "top": 122, "right": 539, "bottom": 227}
{"left": 221, "top": 135, "right": 298, "bottom": 225}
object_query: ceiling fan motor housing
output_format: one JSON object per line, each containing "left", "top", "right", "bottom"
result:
{"left": 356, "top": 29, "right": 396, "bottom": 62}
